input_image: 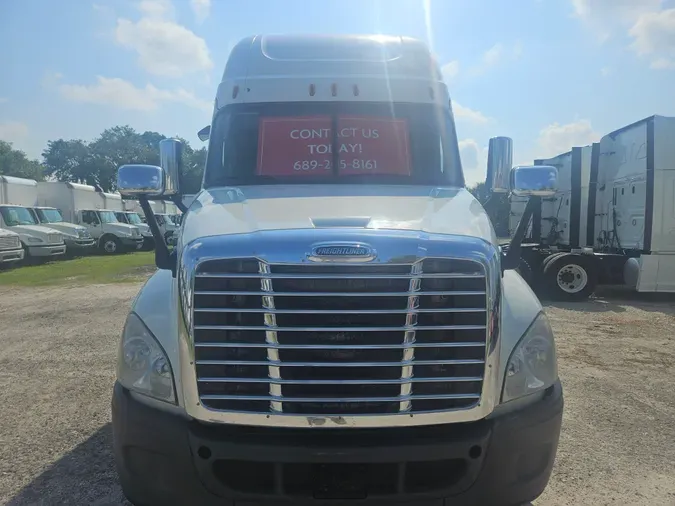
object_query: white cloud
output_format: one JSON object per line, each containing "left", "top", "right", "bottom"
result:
{"left": 441, "top": 60, "right": 459, "bottom": 82}
{"left": 468, "top": 42, "right": 523, "bottom": 76}
{"left": 453, "top": 102, "right": 491, "bottom": 125}
{"left": 537, "top": 119, "right": 599, "bottom": 158}
{"left": 0, "top": 122, "right": 29, "bottom": 142}
{"left": 629, "top": 8, "right": 675, "bottom": 70}
{"left": 115, "top": 0, "right": 212, "bottom": 77}
{"left": 58, "top": 76, "right": 212, "bottom": 112}
{"left": 571, "top": 0, "right": 663, "bottom": 41}
{"left": 191, "top": 0, "right": 211, "bottom": 22}
{"left": 459, "top": 138, "right": 488, "bottom": 186}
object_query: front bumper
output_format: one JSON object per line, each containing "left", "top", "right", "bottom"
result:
{"left": 65, "top": 238, "right": 96, "bottom": 251}
{"left": 0, "top": 248, "right": 24, "bottom": 264}
{"left": 112, "top": 381, "right": 563, "bottom": 506}
{"left": 27, "top": 243, "right": 67, "bottom": 257}
{"left": 121, "top": 237, "right": 144, "bottom": 250}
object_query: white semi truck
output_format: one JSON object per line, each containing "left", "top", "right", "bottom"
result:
{"left": 507, "top": 115, "right": 675, "bottom": 300}
{"left": 0, "top": 176, "right": 67, "bottom": 260}
{"left": 111, "top": 34, "right": 563, "bottom": 506}
{"left": 37, "top": 182, "right": 143, "bottom": 254}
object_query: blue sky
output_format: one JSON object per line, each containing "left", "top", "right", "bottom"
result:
{"left": 1, "top": 0, "right": 674, "bottom": 185}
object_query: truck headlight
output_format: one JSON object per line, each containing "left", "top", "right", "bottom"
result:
{"left": 27, "top": 237, "right": 44, "bottom": 243}
{"left": 502, "top": 312, "right": 558, "bottom": 403}
{"left": 117, "top": 312, "right": 176, "bottom": 404}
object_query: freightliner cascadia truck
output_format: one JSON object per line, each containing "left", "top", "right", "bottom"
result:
{"left": 112, "top": 34, "right": 563, "bottom": 506}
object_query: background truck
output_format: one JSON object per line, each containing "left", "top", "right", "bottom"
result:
{"left": 123, "top": 199, "right": 177, "bottom": 245}
{"left": 114, "top": 210, "right": 155, "bottom": 250}
{"left": 37, "top": 181, "right": 143, "bottom": 254}
{"left": 506, "top": 114, "right": 675, "bottom": 300}
{"left": 0, "top": 176, "right": 66, "bottom": 260}
{"left": 0, "top": 227, "right": 24, "bottom": 266}
{"left": 111, "top": 34, "right": 562, "bottom": 506}
{"left": 0, "top": 175, "right": 94, "bottom": 255}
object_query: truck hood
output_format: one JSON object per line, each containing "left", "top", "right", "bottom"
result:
{"left": 38, "top": 222, "right": 88, "bottom": 238}
{"left": 104, "top": 223, "right": 140, "bottom": 236}
{"left": 182, "top": 185, "right": 497, "bottom": 245}
{"left": 10, "top": 224, "right": 63, "bottom": 242}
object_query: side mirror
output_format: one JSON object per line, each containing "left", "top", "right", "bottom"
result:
{"left": 510, "top": 165, "right": 558, "bottom": 197}
{"left": 117, "top": 164, "right": 166, "bottom": 197}
{"left": 486, "top": 136, "right": 513, "bottom": 193}
{"left": 197, "top": 125, "right": 211, "bottom": 142}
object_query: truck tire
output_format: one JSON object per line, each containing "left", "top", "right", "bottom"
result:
{"left": 543, "top": 253, "right": 597, "bottom": 301}
{"left": 100, "top": 235, "right": 121, "bottom": 255}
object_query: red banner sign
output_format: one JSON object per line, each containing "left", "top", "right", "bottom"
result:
{"left": 256, "top": 115, "right": 411, "bottom": 176}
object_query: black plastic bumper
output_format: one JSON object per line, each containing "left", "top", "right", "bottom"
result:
{"left": 112, "top": 381, "right": 563, "bottom": 506}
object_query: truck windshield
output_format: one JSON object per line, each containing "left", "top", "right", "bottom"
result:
{"left": 114, "top": 212, "right": 127, "bottom": 223}
{"left": 98, "top": 211, "right": 118, "bottom": 224}
{"left": 1, "top": 206, "right": 38, "bottom": 226}
{"left": 203, "top": 102, "right": 464, "bottom": 188}
{"left": 36, "top": 208, "right": 64, "bottom": 223}
{"left": 126, "top": 213, "right": 143, "bottom": 225}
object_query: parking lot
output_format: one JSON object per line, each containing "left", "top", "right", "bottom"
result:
{"left": 0, "top": 276, "right": 674, "bottom": 505}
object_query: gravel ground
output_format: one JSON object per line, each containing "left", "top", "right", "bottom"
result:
{"left": 0, "top": 283, "right": 674, "bottom": 505}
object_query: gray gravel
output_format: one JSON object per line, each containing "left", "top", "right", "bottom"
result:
{"left": 0, "top": 282, "right": 674, "bottom": 505}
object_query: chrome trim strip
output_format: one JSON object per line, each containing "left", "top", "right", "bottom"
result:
{"left": 260, "top": 261, "right": 283, "bottom": 412}
{"left": 400, "top": 260, "right": 422, "bottom": 412}
{"left": 178, "top": 229, "right": 501, "bottom": 428}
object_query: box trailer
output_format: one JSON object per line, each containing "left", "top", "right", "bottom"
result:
{"left": 509, "top": 115, "right": 675, "bottom": 299}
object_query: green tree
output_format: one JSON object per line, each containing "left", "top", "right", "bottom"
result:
{"left": 41, "top": 126, "right": 205, "bottom": 193}
{"left": 0, "top": 140, "right": 44, "bottom": 180}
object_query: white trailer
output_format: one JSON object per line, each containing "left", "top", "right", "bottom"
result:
{"left": 0, "top": 176, "right": 66, "bottom": 259}
{"left": 37, "top": 182, "right": 144, "bottom": 254}
{"left": 509, "top": 114, "right": 675, "bottom": 298}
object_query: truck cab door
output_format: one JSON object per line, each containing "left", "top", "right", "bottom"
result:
{"left": 80, "top": 211, "right": 101, "bottom": 238}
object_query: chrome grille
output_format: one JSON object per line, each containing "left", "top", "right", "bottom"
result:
{"left": 192, "top": 258, "right": 488, "bottom": 416}
{"left": 48, "top": 234, "right": 61, "bottom": 244}
{"left": 0, "top": 236, "right": 20, "bottom": 249}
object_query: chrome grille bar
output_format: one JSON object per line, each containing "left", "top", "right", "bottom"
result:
{"left": 194, "top": 325, "right": 486, "bottom": 331}
{"left": 194, "top": 307, "right": 486, "bottom": 314}
{"left": 194, "top": 290, "right": 486, "bottom": 297}
{"left": 196, "top": 272, "right": 484, "bottom": 279}
{"left": 196, "top": 359, "right": 485, "bottom": 367}
{"left": 197, "top": 376, "right": 484, "bottom": 384}
{"left": 200, "top": 393, "right": 481, "bottom": 402}
{"left": 195, "top": 342, "right": 485, "bottom": 349}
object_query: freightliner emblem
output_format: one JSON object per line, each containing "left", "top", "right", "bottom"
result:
{"left": 308, "top": 243, "right": 377, "bottom": 263}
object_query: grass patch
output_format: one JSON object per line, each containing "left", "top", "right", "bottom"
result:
{"left": 0, "top": 252, "right": 156, "bottom": 287}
